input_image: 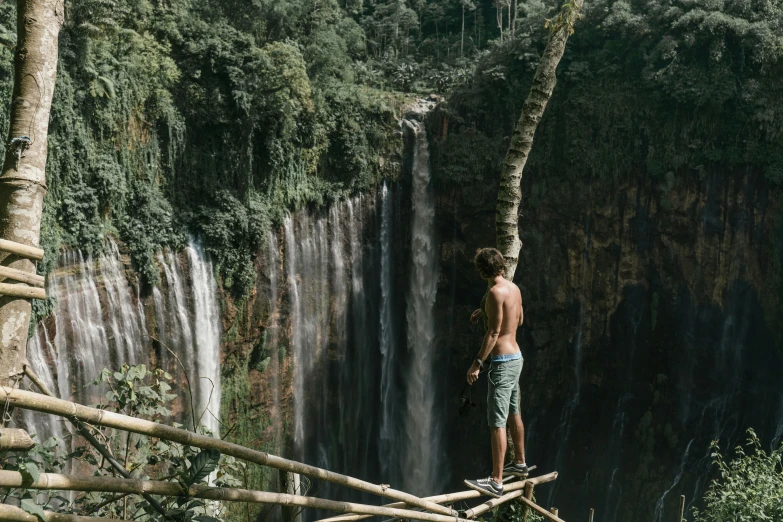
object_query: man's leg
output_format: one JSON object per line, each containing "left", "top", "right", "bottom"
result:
{"left": 490, "top": 427, "right": 506, "bottom": 483}
{"left": 508, "top": 413, "right": 526, "bottom": 464}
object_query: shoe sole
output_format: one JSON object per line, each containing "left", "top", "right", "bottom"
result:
{"left": 463, "top": 479, "right": 503, "bottom": 499}
{"left": 502, "top": 464, "right": 535, "bottom": 480}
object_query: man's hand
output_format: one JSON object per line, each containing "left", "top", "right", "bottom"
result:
{"left": 467, "top": 361, "right": 481, "bottom": 385}
{"left": 470, "top": 309, "right": 483, "bottom": 325}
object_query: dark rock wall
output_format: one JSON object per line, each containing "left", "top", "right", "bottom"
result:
{"left": 433, "top": 167, "right": 782, "bottom": 520}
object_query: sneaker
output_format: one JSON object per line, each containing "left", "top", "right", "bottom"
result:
{"left": 464, "top": 477, "right": 504, "bottom": 498}
{"left": 503, "top": 462, "right": 529, "bottom": 478}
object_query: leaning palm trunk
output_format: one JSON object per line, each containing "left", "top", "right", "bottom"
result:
{"left": 495, "top": 0, "right": 584, "bottom": 278}
{"left": 0, "top": 0, "right": 64, "bottom": 387}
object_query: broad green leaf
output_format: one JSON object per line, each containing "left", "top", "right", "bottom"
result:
{"left": 20, "top": 462, "right": 40, "bottom": 485}
{"left": 188, "top": 448, "right": 221, "bottom": 485}
{"left": 21, "top": 499, "right": 46, "bottom": 522}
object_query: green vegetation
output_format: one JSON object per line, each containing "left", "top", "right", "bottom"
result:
{"left": 0, "top": 364, "right": 244, "bottom": 521}
{"left": 5, "top": 0, "right": 778, "bottom": 298}
{"left": 432, "top": 0, "right": 783, "bottom": 191}
{"left": 693, "top": 429, "right": 783, "bottom": 522}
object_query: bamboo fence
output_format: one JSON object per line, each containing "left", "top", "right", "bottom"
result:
{"left": 0, "top": 387, "right": 454, "bottom": 516}
{"left": 0, "top": 471, "right": 470, "bottom": 522}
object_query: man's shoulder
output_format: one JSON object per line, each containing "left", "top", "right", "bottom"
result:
{"left": 488, "top": 283, "right": 510, "bottom": 298}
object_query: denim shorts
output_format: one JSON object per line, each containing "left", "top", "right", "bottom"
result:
{"left": 486, "top": 356, "right": 523, "bottom": 427}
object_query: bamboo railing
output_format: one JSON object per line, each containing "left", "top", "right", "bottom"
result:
{"left": 1, "top": 386, "right": 569, "bottom": 522}
{"left": 0, "top": 387, "right": 454, "bottom": 516}
{"left": 0, "top": 470, "right": 475, "bottom": 522}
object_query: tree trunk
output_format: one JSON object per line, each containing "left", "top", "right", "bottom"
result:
{"left": 497, "top": 7, "right": 503, "bottom": 42}
{"left": 0, "top": 0, "right": 64, "bottom": 388}
{"left": 461, "top": 5, "right": 465, "bottom": 56}
{"left": 495, "top": 0, "right": 583, "bottom": 279}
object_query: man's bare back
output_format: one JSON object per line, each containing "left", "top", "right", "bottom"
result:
{"left": 485, "top": 279, "right": 523, "bottom": 357}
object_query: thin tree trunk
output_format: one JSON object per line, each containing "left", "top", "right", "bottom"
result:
{"left": 495, "top": 0, "right": 584, "bottom": 279}
{"left": 513, "top": 0, "right": 518, "bottom": 34}
{"left": 0, "top": 0, "right": 64, "bottom": 388}
{"left": 461, "top": 5, "right": 465, "bottom": 56}
{"left": 508, "top": 2, "right": 511, "bottom": 35}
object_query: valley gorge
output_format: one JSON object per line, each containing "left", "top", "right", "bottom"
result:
{"left": 3, "top": 1, "right": 783, "bottom": 521}
{"left": 17, "top": 105, "right": 783, "bottom": 521}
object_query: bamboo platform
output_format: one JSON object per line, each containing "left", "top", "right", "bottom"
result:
{"left": 0, "top": 386, "right": 567, "bottom": 522}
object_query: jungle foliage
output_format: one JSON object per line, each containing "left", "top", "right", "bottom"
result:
{"left": 692, "top": 429, "right": 783, "bottom": 522}
{"left": 4, "top": 0, "right": 779, "bottom": 298}
{"left": 0, "top": 364, "right": 246, "bottom": 521}
{"left": 431, "top": 0, "right": 783, "bottom": 195}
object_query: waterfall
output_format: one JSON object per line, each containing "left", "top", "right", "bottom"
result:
{"left": 22, "top": 328, "right": 66, "bottom": 442}
{"left": 402, "top": 118, "right": 442, "bottom": 496}
{"left": 23, "top": 239, "right": 221, "bottom": 441}
{"left": 379, "top": 182, "right": 399, "bottom": 480}
{"left": 187, "top": 242, "right": 222, "bottom": 437}
{"left": 653, "top": 438, "right": 695, "bottom": 522}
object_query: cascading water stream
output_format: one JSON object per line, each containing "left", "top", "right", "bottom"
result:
{"left": 379, "top": 182, "right": 399, "bottom": 480}
{"left": 402, "top": 116, "right": 442, "bottom": 496}
{"left": 23, "top": 239, "right": 221, "bottom": 441}
{"left": 187, "top": 242, "right": 222, "bottom": 437}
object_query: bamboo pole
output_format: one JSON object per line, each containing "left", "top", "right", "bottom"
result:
{"left": 0, "top": 428, "right": 34, "bottom": 450}
{"left": 550, "top": 508, "right": 558, "bottom": 516}
{"left": 0, "top": 265, "right": 44, "bottom": 287}
{"left": 0, "top": 387, "right": 455, "bottom": 516}
{"left": 588, "top": 508, "right": 594, "bottom": 522}
{"left": 316, "top": 473, "right": 558, "bottom": 522}
{"left": 517, "top": 496, "right": 566, "bottom": 522}
{"left": 0, "top": 470, "right": 471, "bottom": 522}
{"left": 677, "top": 495, "right": 685, "bottom": 522}
{"left": 0, "top": 283, "right": 45, "bottom": 300}
{"left": 463, "top": 490, "right": 523, "bottom": 518}
{"left": 0, "top": 239, "right": 44, "bottom": 261}
{"left": 522, "top": 482, "right": 534, "bottom": 522}
{"left": 0, "top": 504, "right": 112, "bottom": 522}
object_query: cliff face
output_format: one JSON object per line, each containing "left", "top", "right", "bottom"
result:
{"left": 433, "top": 167, "right": 783, "bottom": 519}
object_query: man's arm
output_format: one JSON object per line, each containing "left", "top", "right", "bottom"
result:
{"left": 467, "top": 288, "right": 504, "bottom": 384}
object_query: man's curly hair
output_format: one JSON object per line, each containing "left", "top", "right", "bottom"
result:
{"left": 474, "top": 248, "right": 505, "bottom": 278}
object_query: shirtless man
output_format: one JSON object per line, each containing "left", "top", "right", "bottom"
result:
{"left": 464, "top": 248, "right": 528, "bottom": 498}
